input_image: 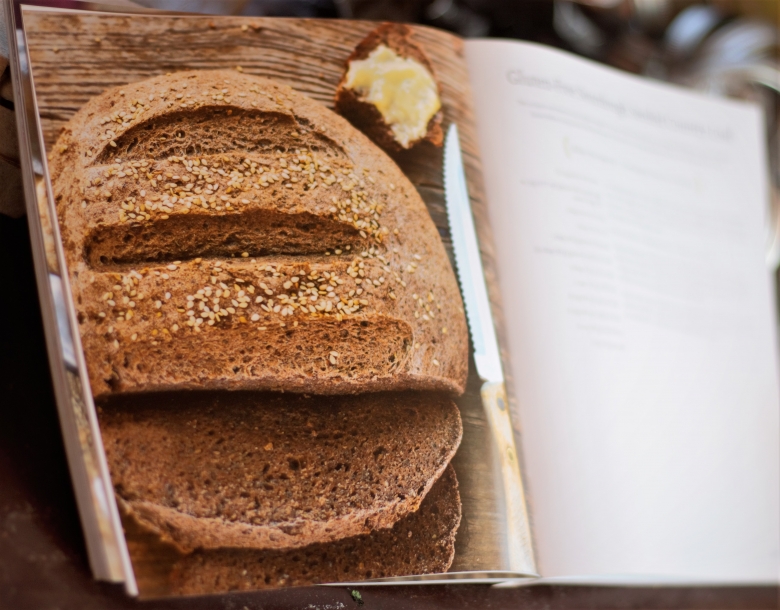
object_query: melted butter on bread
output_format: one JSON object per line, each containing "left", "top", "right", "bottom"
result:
{"left": 344, "top": 45, "right": 441, "bottom": 148}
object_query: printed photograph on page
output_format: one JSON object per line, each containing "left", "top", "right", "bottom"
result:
{"left": 17, "top": 1, "right": 533, "bottom": 596}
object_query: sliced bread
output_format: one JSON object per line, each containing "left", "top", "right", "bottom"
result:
{"left": 166, "top": 465, "right": 461, "bottom": 594}
{"left": 335, "top": 23, "right": 444, "bottom": 152}
{"left": 99, "top": 391, "right": 462, "bottom": 552}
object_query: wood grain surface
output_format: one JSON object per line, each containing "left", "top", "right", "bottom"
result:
{"left": 22, "top": 9, "right": 528, "bottom": 595}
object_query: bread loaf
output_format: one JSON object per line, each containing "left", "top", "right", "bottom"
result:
{"left": 99, "top": 390, "right": 462, "bottom": 552}
{"left": 166, "top": 465, "right": 461, "bottom": 594}
{"left": 49, "top": 70, "right": 468, "bottom": 399}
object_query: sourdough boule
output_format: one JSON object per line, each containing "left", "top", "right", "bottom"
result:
{"left": 49, "top": 70, "right": 468, "bottom": 399}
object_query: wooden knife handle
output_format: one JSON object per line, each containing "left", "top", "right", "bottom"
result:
{"left": 480, "top": 380, "right": 537, "bottom": 575}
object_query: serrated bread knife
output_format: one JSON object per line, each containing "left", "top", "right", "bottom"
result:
{"left": 443, "top": 124, "right": 536, "bottom": 575}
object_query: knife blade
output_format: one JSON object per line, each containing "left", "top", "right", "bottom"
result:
{"left": 443, "top": 123, "right": 537, "bottom": 575}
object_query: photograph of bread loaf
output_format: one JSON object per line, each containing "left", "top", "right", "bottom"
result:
{"left": 49, "top": 65, "right": 468, "bottom": 591}
{"left": 26, "top": 11, "right": 511, "bottom": 596}
{"left": 50, "top": 70, "right": 468, "bottom": 399}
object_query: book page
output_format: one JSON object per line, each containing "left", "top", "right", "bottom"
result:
{"left": 465, "top": 39, "right": 780, "bottom": 583}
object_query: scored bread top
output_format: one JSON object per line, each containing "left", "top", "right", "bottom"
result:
{"left": 49, "top": 70, "right": 468, "bottom": 398}
{"left": 100, "top": 391, "right": 462, "bottom": 553}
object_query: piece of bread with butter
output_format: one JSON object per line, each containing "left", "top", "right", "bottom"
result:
{"left": 335, "top": 23, "right": 444, "bottom": 152}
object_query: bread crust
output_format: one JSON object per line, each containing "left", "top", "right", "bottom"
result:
{"left": 49, "top": 70, "right": 467, "bottom": 399}
{"left": 100, "top": 391, "right": 462, "bottom": 553}
{"left": 334, "top": 23, "right": 444, "bottom": 153}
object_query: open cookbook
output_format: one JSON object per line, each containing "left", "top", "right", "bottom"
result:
{"left": 4, "top": 0, "right": 779, "bottom": 598}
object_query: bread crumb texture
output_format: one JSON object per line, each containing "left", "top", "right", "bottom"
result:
{"left": 49, "top": 70, "right": 467, "bottom": 399}
{"left": 100, "top": 391, "right": 462, "bottom": 553}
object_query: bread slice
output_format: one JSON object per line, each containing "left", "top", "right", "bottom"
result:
{"left": 335, "top": 23, "right": 444, "bottom": 152}
{"left": 165, "top": 466, "right": 460, "bottom": 594}
{"left": 99, "top": 391, "right": 462, "bottom": 552}
{"left": 49, "top": 70, "right": 467, "bottom": 400}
